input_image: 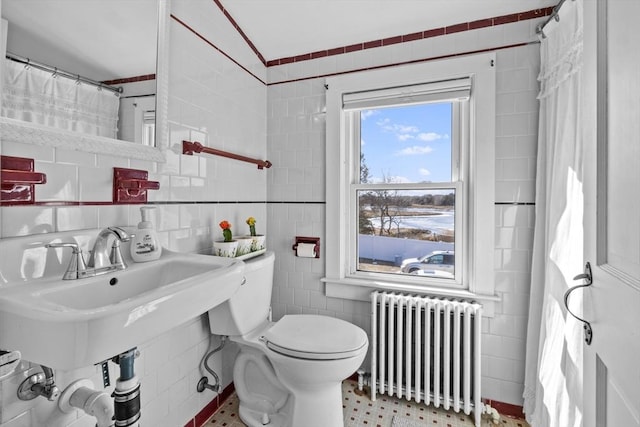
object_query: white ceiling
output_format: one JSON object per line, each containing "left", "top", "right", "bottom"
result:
{"left": 219, "top": 0, "right": 558, "bottom": 60}
{"left": 1, "top": 0, "right": 557, "bottom": 81}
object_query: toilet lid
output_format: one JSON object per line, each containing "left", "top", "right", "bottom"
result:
{"left": 263, "top": 315, "right": 368, "bottom": 360}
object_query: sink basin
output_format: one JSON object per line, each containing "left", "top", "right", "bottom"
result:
{"left": 0, "top": 229, "right": 244, "bottom": 370}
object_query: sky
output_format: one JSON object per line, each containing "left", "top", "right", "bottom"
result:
{"left": 360, "top": 102, "right": 452, "bottom": 184}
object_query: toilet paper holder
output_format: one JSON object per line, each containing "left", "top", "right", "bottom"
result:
{"left": 292, "top": 236, "right": 320, "bottom": 258}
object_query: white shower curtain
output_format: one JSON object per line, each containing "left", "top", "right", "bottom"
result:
{"left": 523, "top": 1, "right": 585, "bottom": 426}
{"left": 1, "top": 58, "right": 120, "bottom": 138}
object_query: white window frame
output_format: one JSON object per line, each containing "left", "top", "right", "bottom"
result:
{"left": 347, "top": 90, "right": 466, "bottom": 287}
{"left": 323, "top": 53, "right": 498, "bottom": 312}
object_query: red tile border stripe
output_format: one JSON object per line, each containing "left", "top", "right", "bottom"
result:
{"left": 483, "top": 398, "right": 526, "bottom": 419}
{"left": 170, "top": 4, "right": 554, "bottom": 88}
{"left": 267, "top": 41, "right": 533, "bottom": 87}
{"left": 170, "top": 14, "right": 266, "bottom": 85}
{"left": 211, "top": 0, "right": 267, "bottom": 66}
{"left": 182, "top": 382, "right": 236, "bottom": 427}
{"left": 257, "top": 7, "right": 553, "bottom": 67}
{"left": 102, "top": 74, "right": 156, "bottom": 86}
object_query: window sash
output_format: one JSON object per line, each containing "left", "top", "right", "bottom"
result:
{"left": 350, "top": 99, "right": 465, "bottom": 185}
{"left": 348, "top": 181, "right": 464, "bottom": 286}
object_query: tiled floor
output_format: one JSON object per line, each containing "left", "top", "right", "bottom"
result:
{"left": 205, "top": 380, "right": 530, "bottom": 427}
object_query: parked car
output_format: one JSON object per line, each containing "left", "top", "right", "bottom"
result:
{"left": 400, "top": 250, "right": 455, "bottom": 275}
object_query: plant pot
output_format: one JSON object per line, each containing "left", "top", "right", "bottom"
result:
{"left": 235, "top": 237, "right": 254, "bottom": 256}
{"left": 213, "top": 240, "right": 238, "bottom": 257}
{"left": 249, "top": 234, "right": 266, "bottom": 252}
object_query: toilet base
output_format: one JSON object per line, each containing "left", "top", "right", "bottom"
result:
{"left": 231, "top": 338, "right": 351, "bottom": 427}
{"left": 286, "top": 382, "right": 344, "bottom": 427}
{"left": 238, "top": 404, "right": 288, "bottom": 427}
{"left": 237, "top": 383, "right": 344, "bottom": 427}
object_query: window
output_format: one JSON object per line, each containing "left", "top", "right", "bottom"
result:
{"left": 352, "top": 92, "right": 465, "bottom": 284}
{"left": 324, "top": 53, "right": 496, "bottom": 300}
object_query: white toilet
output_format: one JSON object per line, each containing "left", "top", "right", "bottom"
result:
{"left": 207, "top": 251, "right": 368, "bottom": 427}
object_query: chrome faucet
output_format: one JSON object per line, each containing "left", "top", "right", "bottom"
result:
{"left": 88, "top": 226, "right": 132, "bottom": 270}
{"left": 45, "top": 227, "right": 132, "bottom": 280}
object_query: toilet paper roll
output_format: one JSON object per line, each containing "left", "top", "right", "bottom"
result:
{"left": 296, "top": 242, "right": 316, "bottom": 258}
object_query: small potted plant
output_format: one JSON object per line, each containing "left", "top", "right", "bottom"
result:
{"left": 235, "top": 224, "right": 254, "bottom": 257}
{"left": 246, "top": 216, "right": 266, "bottom": 252}
{"left": 213, "top": 220, "right": 238, "bottom": 257}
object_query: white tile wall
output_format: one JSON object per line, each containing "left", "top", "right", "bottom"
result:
{"left": 266, "top": 23, "right": 542, "bottom": 407}
{"left": 1, "top": 6, "right": 544, "bottom": 426}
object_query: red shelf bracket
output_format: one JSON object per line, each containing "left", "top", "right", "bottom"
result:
{"left": 182, "top": 140, "right": 272, "bottom": 170}
{"left": 1, "top": 155, "right": 47, "bottom": 205}
{"left": 113, "top": 167, "right": 160, "bottom": 204}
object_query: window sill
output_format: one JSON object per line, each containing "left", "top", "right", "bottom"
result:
{"left": 322, "top": 276, "right": 499, "bottom": 317}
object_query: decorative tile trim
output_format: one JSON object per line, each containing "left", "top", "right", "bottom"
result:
{"left": 483, "top": 398, "right": 526, "bottom": 419}
{"left": 0, "top": 117, "right": 164, "bottom": 162}
{"left": 211, "top": 0, "right": 267, "bottom": 66}
{"left": 102, "top": 74, "right": 156, "bottom": 86}
{"left": 21, "top": 200, "right": 325, "bottom": 207}
{"left": 170, "top": 13, "right": 266, "bottom": 85}
{"left": 262, "top": 7, "right": 553, "bottom": 67}
{"left": 495, "top": 202, "right": 535, "bottom": 206}
{"left": 182, "top": 382, "right": 236, "bottom": 427}
{"left": 268, "top": 41, "right": 535, "bottom": 86}
{"left": 173, "top": 5, "right": 551, "bottom": 88}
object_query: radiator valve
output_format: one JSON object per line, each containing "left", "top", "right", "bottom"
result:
{"left": 481, "top": 403, "right": 501, "bottom": 425}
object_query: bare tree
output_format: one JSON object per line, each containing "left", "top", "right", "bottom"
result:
{"left": 367, "top": 171, "right": 408, "bottom": 236}
{"left": 358, "top": 153, "right": 374, "bottom": 234}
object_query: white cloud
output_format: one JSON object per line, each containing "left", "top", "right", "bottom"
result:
{"left": 390, "top": 175, "right": 412, "bottom": 183}
{"left": 361, "top": 110, "right": 380, "bottom": 120}
{"left": 371, "top": 175, "right": 412, "bottom": 184}
{"left": 417, "top": 132, "right": 446, "bottom": 142}
{"left": 396, "top": 145, "right": 433, "bottom": 156}
{"left": 376, "top": 119, "right": 419, "bottom": 135}
{"left": 397, "top": 134, "right": 414, "bottom": 141}
{"left": 396, "top": 124, "right": 419, "bottom": 133}
{"left": 419, "top": 168, "right": 431, "bottom": 176}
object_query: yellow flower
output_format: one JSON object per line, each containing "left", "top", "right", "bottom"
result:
{"left": 246, "top": 217, "right": 257, "bottom": 236}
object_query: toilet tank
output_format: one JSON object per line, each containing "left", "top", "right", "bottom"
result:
{"left": 207, "top": 251, "right": 275, "bottom": 336}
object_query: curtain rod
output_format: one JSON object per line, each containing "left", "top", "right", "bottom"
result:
{"left": 536, "top": 0, "right": 576, "bottom": 37}
{"left": 5, "top": 52, "right": 123, "bottom": 95}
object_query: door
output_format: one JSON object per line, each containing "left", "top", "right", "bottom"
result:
{"left": 581, "top": 1, "right": 640, "bottom": 426}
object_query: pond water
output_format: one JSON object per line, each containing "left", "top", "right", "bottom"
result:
{"left": 368, "top": 209, "right": 454, "bottom": 234}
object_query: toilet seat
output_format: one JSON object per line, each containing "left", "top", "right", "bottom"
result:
{"left": 262, "top": 315, "right": 368, "bottom": 360}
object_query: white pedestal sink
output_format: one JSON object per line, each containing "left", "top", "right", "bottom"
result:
{"left": 0, "top": 229, "right": 244, "bottom": 370}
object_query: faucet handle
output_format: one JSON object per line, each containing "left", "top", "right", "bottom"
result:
{"left": 109, "top": 239, "right": 128, "bottom": 270}
{"left": 45, "top": 243, "right": 87, "bottom": 280}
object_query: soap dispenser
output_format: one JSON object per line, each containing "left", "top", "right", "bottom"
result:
{"left": 130, "top": 206, "right": 161, "bottom": 262}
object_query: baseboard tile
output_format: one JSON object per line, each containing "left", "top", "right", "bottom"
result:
{"left": 183, "top": 382, "right": 236, "bottom": 427}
